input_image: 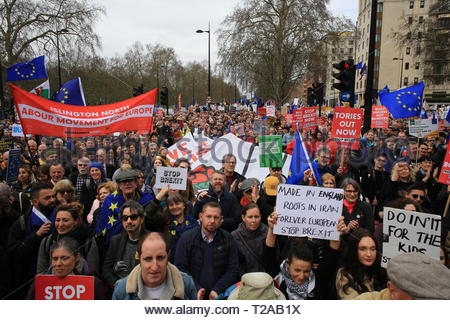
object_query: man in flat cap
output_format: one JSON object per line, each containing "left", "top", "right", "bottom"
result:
{"left": 354, "top": 253, "right": 450, "bottom": 300}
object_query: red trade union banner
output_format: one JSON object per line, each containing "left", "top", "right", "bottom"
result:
{"left": 301, "top": 107, "right": 317, "bottom": 129}
{"left": 331, "top": 107, "right": 364, "bottom": 147}
{"left": 371, "top": 106, "right": 389, "bottom": 129}
{"left": 35, "top": 275, "right": 94, "bottom": 300}
{"left": 439, "top": 147, "right": 450, "bottom": 185}
{"left": 9, "top": 84, "right": 156, "bottom": 138}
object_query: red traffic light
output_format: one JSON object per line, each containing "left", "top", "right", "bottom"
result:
{"left": 343, "top": 62, "right": 350, "bottom": 69}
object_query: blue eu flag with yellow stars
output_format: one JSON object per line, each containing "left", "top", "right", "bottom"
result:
{"left": 52, "top": 78, "right": 86, "bottom": 106}
{"left": 6, "top": 56, "right": 48, "bottom": 82}
{"left": 378, "top": 82, "right": 424, "bottom": 119}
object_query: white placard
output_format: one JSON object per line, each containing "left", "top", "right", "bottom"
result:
{"left": 409, "top": 119, "right": 438, "bottom": 138}
{"left": 266, "top": 105, "right": 276, "bottom": 118}
{"left": 154, "top": 167, "right": 188, "bottom": 191}
{"left": 274, "top": 184, "right": 344, "bottom": 240}
{"left": 382, "top": 207, "right": 441, "bottom": 267}
{"left": 12, "top": 124, "right": 31, "bottom": 137}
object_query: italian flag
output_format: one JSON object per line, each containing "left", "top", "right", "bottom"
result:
{"left": 30, "top": 80, "right": 50, "bottom": 99}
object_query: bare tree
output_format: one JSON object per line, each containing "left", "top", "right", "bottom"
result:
{"left": 391, "top": 0, "right": 450, "bottom": 87}
{"left": 217, "top": 0, "right": 351, "bottom": 103}
{"left": 0, "top": 0, "right": 104, "bottom": 65}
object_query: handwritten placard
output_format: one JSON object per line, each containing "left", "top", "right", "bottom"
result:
{"left": 154, "top": 167, "right": 188, "bottom": 191}
{"left": 274, "top": 184, "right": 344, "bottom": 240}
{"left": 382, "top": 207, "right": 441, "bottom": 267}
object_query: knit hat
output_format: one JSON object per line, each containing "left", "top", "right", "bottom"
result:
{"left": 387, "top": 253, "right": 450, "bottom": 300}
{"left": 228, "top": 272, "right": 285, "bottom": 300}
{"left": 264, "top": 176, "right": 280, "bottom": 196}
{"left": 89, "top": 162, "right": 105, "bottom": 177}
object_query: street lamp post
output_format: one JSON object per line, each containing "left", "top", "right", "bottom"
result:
{"left": 393, "top": 57, "right": 404, "bottom": 89}
{"left": 56, "top": 28, "right": 69, "bottom": 87}
{"left": 196, "top": 22, "right": 211, "bottom": 106}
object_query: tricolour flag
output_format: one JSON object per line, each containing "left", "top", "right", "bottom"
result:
{"left": 6, "top": 56, "right": 48, "bottom": 82}
{"left": 30, "top": 80, "right": 50, "bottom": 99}
{"left": 286, "top": 131, "right": 322, "bottom": 185}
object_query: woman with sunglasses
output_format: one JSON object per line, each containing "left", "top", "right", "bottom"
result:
{"left": 29, "top": 237, "right": 107, "bottom": 299}
{"left": 36, "top": 203, "right": 90, "bottom": 274}
{"left": 53, "top": 179, "right": 76, "bottom": 208}
{"left": 341, "top": 178, "right": 374, "bottom": 233}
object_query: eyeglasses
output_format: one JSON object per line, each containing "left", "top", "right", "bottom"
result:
{"left": 225, "top": 161, "right": 236, "bottom": 165}
{"left": 121, "top": 214, "right": 141, "bottom": 221}
{"left": 376, "top": 158, "right": 387, "bottom": 163}
{"left": 344, "top": 189, "right": 358, "bottom": 194}
{"left": 137, "top": 176, "right": 145, "bottom": 180}
{"left": 78, "top": 163, "right": 88, "bottom": 167}
{"left": 58, "top": 190, "right": 73, "bottom": 194}
{"left": 411, "top": 194, "right": 426, "bottom": 200}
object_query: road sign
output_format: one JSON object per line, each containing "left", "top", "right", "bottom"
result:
{"left": 341, "top": 92, "right": 351, "bottom": 102}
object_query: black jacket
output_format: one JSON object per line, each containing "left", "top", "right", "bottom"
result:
{"left": 102, "top": 228, "right": 148, "bottom": 287}
{"left": 174, "top": 226, "right": 239, "bottom": 295}
{"left": 342, "top": 200, "right": 374, "bottom": 233}
{"left": 193, "top": 185, "right": 240, "bottom": 232}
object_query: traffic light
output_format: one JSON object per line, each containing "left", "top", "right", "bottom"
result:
{"left": 132, "top": 84, "right": 144, "bottom": 97}
{"left": 159, "top": 87, "right": 168, "bottom": 106}
{"left": 332, "top": 59, "right": 355, "bottom": 106}
{"left": 311, "top": 82, "right": 324, "bottom": 106}
{"left": 307, "top": 87, "right": 314, "bottom": 106}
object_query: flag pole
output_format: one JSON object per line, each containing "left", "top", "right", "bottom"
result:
{"left": 297, "top": 129, "right": 320, "bottom": 186}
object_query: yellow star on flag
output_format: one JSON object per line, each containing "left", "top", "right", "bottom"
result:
{"left": 112, "top": 190, "right": 118, "bottom": 197}
{"left": 109, "top": 202, "right": 118, "bottom": 211}
{"left": 108, "top": 215, "right": 117, "bottom": 226}
{"left": 102, "top": 228, "right": 107, "bottom": 236}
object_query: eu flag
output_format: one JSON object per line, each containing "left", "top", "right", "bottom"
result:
{"left": 6, "top": 56, "right": 48, "bottom": 82}
{"left": 52, "top": 78, "right": 86, "bottom": 106}
{"left": 378, "top": 82, "right": 424, "bottom": 119}
{"left": 286, "top": 131, "right": 322, "bottom": 185}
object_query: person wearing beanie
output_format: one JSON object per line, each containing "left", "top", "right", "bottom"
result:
{"left": 354, "top": 253, "right": 450, "bottom": 300}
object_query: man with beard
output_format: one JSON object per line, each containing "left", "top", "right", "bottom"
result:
{"left": 69, "top": 157, "right": 91, "bottom": 202}
{"left": 102, "top": 201, "right": 148, "bottom": 290}
{"left": 7, "top": 183, "right": 56, "bottom": 299}
{"left": 193, "top": 171, "right": 240, "bottom": 232}
{"left": 175, "top": 202, "right": 239, "bottom": 300}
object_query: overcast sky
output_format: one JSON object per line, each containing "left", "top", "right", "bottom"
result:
{"left": 95, "top": 0, "right": 358, "bottom": 65}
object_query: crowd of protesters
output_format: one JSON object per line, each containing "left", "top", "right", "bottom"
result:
{"left": 0, "top": 105, "right": 449, "bottom": 300}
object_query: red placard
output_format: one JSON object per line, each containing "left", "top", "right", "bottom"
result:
{"left": 371, "top": 106, "right": 389, "bottom": 129}
{"left": 292, "top": 109, "right": 303, "bottom": 129}
{"left": 331, "top": 107, "right": 364, "bottom": 148}
{"left": 302, "top": 107, "right": 317, "bottom": 129}
{"left": 439, "top": 147, "right": 450, "bottom": 185}
{"left": 285, "top": 113, "right": 293, "bottom": 124}
{"left": 9, "top": 84, "right": 155, "bottom": 138}
{"left": 35, "top": 275, "right": 95, "bottom": 300}
{"left": 257, "top": 107, "right": 266, "bottom": 117}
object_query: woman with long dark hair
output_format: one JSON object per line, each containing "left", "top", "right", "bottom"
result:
{"left": 335, "top": 228, "right": 387, "bottom": 299}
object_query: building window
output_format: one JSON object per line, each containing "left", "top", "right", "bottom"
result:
{"left": 419, "top": 16, "right": 424, "bottom": 23}
{"left": 420, "top": 0, "right": 425, "bottom": 8}
{"left": 404, "top": 77, "right": 409, "bottom": 86}
{"left": 349, "top": 40, "right": 354, "bottom": 45}
{"left": 407, "top": 32, "right": 412, "bottom": 39}
{"left": 406, "top": 47, "right": 411, "bottom": 55}
{"left": 416, "top": 46, "right": 421, "bottom": 54}
{"left": 376, "top": 19, "right": 382, "bottom": 27}
{"left": 418, "top": 32, "right": 422, "bottom": 39}
{"left": 408, "top": 16, "right": 413, "bottom": 24}
{"left": 375, "top": 34, "right": 381, "bottom": 42}
{"left": 340, "top": 48, "right": 344, "bottom": 54}
{"left": 377, "top": 2, "right": 383, "bottom": 12}
{"left": 375, "top": 49, "right": 380, "bottom": 57}
{"left": 414, "top": 77, "right": 419, "bottom": 84}
{"left": 374, "top": 63, "right": 380, "bottom": 72}
{"left": 405, "top": 62, "right": 410, "bottom": 70}
{"left": 415, "top": 62, "right": 420, "bottom": 69}
{"left": 410, "top": 1, "right": 414, "bottom": 9}
{"left": 348, "top": 48, "right": 353, "bottom": 54}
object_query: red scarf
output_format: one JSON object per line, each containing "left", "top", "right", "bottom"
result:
{"left": 343, "top": 199, "right": 357, "bottom": 214}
